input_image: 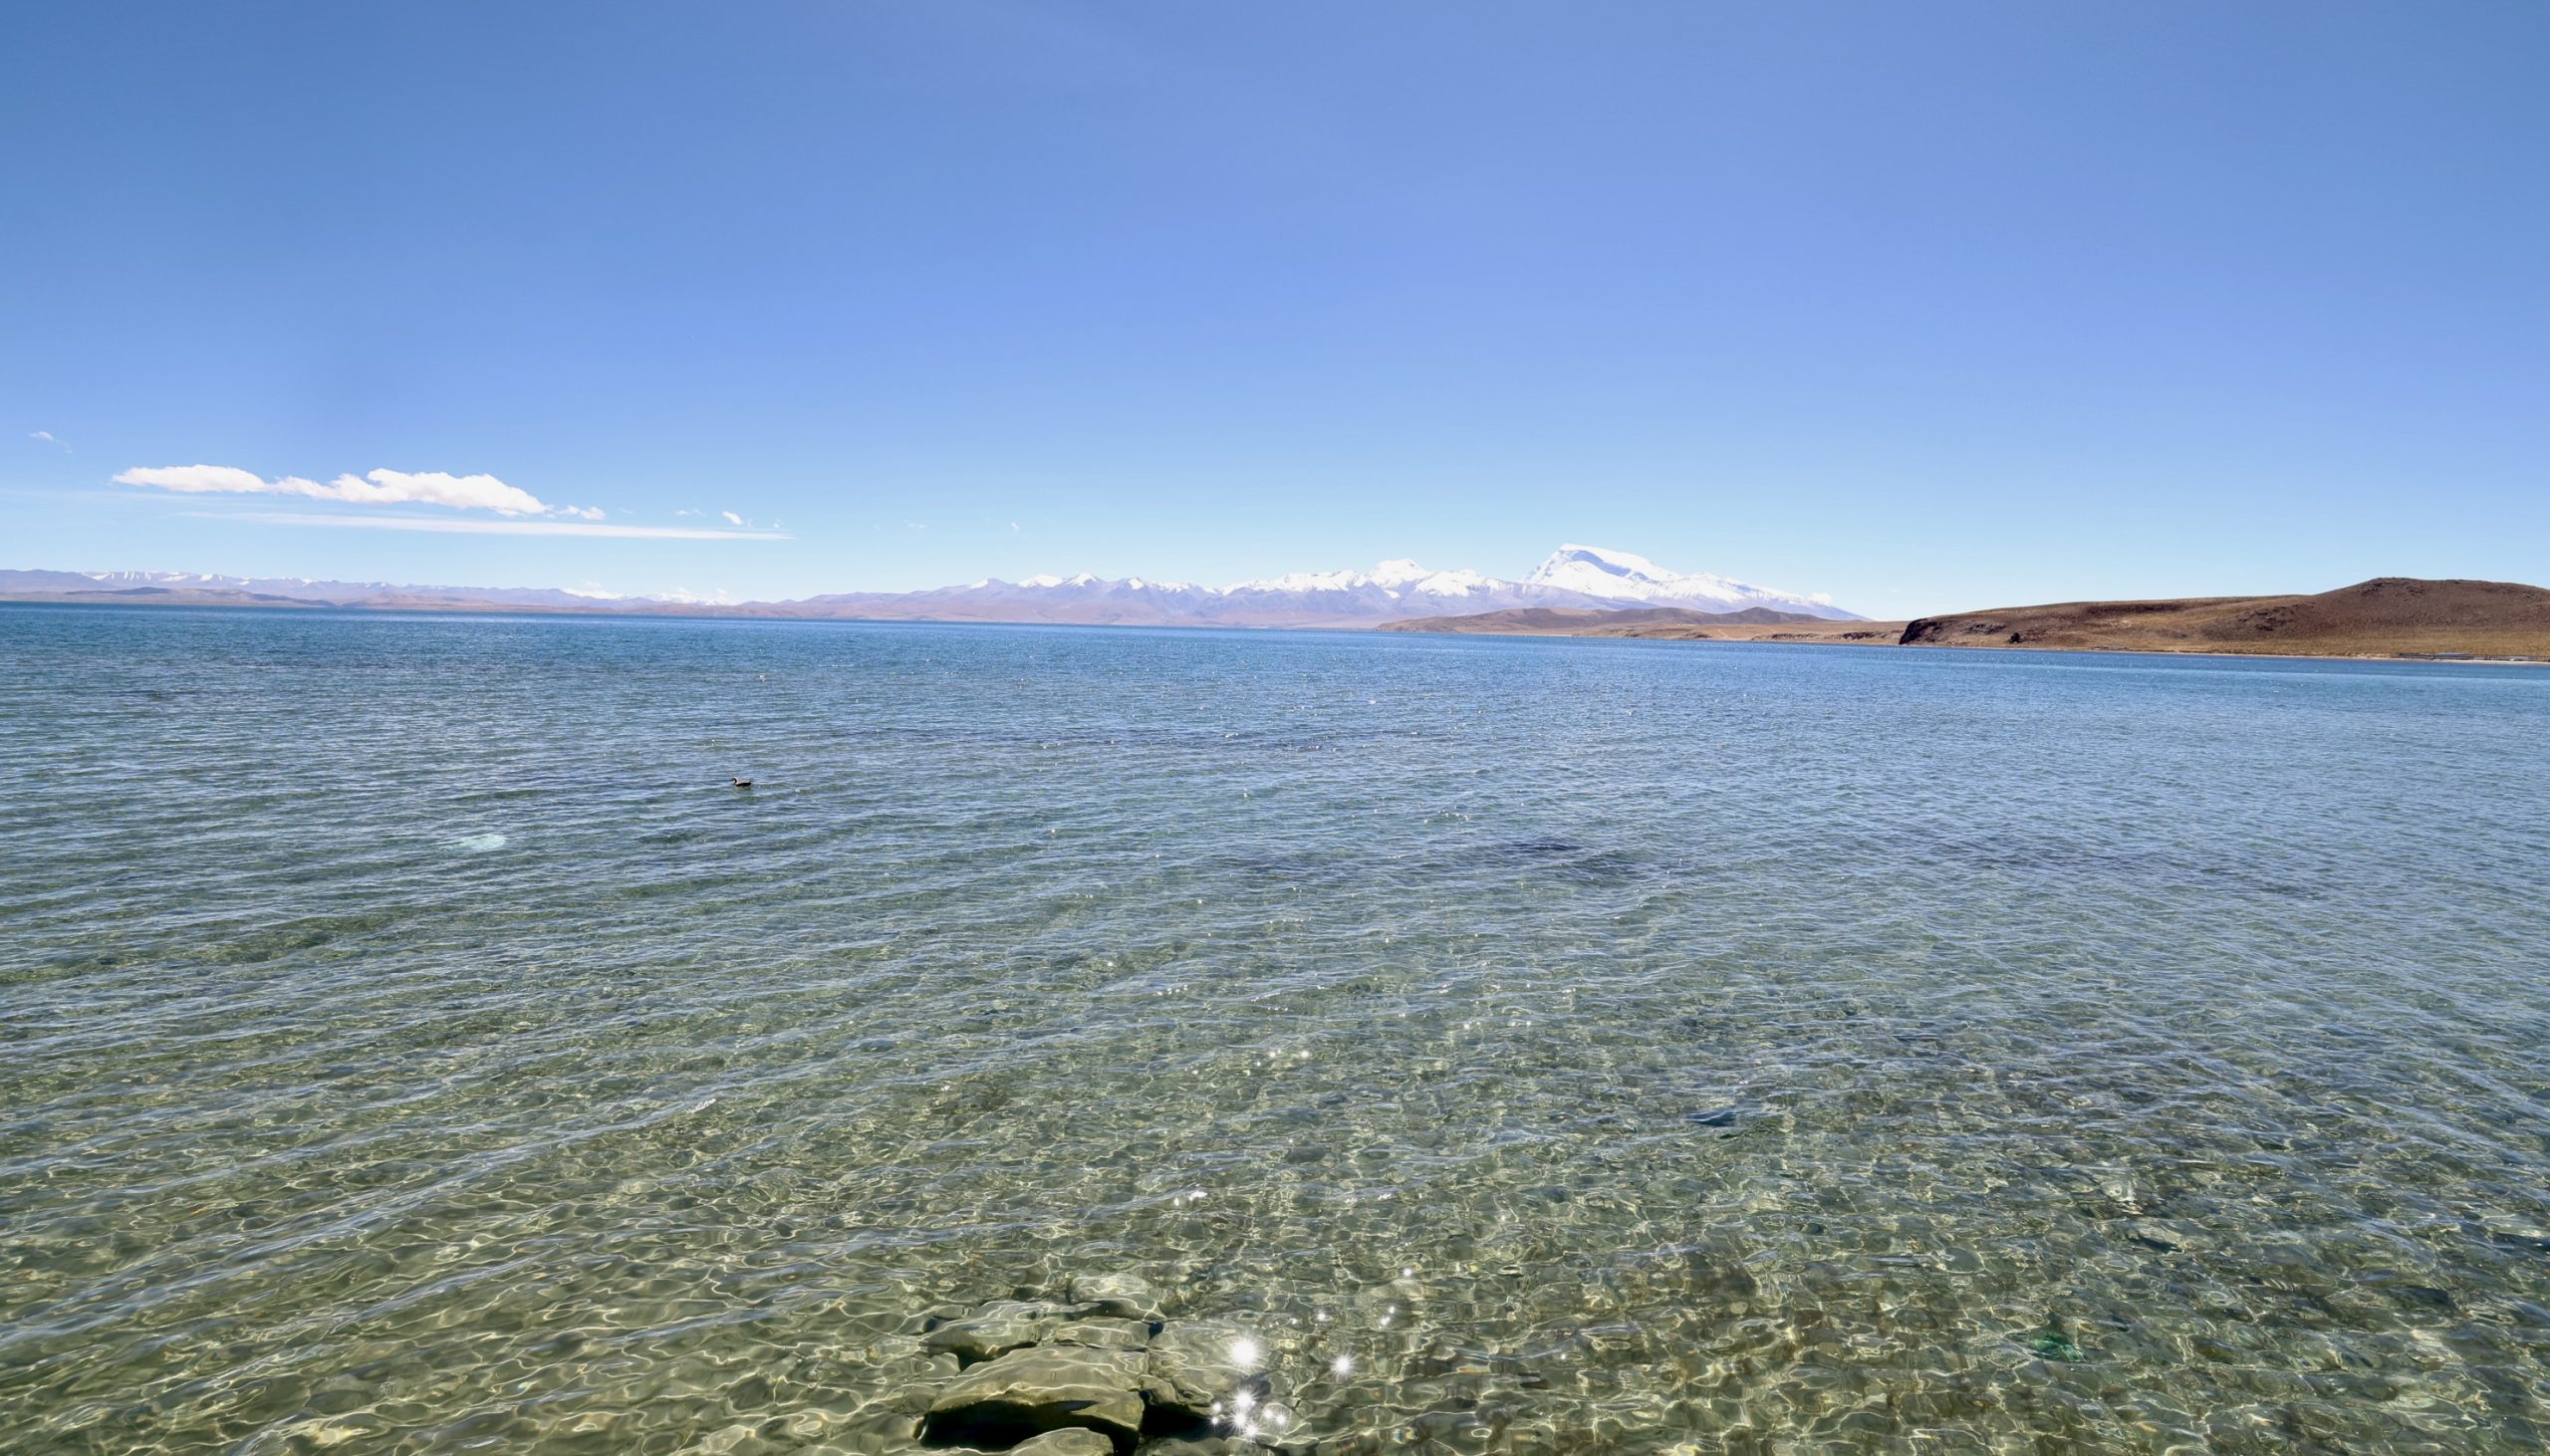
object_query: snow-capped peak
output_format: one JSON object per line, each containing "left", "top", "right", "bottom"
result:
{"left": 1523, "top": 543, "right": 1832, "bottom": 613}
{"left": 1221, "top": 560, "right": 1490, "bottom": 599}
{"left": 1530, "top": 543, "right": 1676, "bottom": 588}
{"left": 918, "top": 544, "right": 1853, "bottom": 620}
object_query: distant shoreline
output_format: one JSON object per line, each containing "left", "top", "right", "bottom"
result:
{"left": 1381, "top": 577, "right": 2550, "bottom": 664}
{"left": 5, "top": 586, "right": 2550, "bottom": 667}
{"left": 1376, "top": 621, "right": 2550, "bottom": 666}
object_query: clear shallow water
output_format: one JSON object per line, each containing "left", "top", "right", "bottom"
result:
{"left": 3, "top": 606, "right": 2548, "bottom": 1455}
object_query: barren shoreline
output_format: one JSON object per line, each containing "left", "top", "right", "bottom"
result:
{"left": 9, "top": 576, "right": 2550, "bottom": 665}
{"left": 1380, "top": 577, "right": 2550, "bottom": 664}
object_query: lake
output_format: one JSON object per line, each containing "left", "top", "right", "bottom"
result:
{"left": 4, "top": 606, "right": 2546, "bottom": 1453}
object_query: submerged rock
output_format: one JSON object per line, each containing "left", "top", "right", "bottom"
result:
{"left": 1010, "top": 1431, "right": 1116, "bottom": 1456}
{"left": 2026, "top": 1326, "right": 2088, "bottom": 1363}
{"left": 1047, "top": 1318, "right": 1151, "bottom": 1352}
{"left": 1065, "top": 1271, "right": 1164, "bottom": 1323}
{"left": 922, "top": 1300, "right": 1089, "bottom": 1362}
{"left": 920, "top": 1344, "right": 1147, "bottom": 1447}
{"left": 1146, "top": 1319, "right": 1272, "bottom": 1418}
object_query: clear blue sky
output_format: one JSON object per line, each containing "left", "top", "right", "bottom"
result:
{"left": 5, "top": 2, "right": 2543, "bottom": 613}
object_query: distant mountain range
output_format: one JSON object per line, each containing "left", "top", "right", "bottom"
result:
{"left": 13, "top": 564, "right": 2542, "bottom": 659}
{"left": 0, "top": 569, "right": 639, "bottom": 609}
{"left": 0, "top": 545, "right": 1863, "bottom": 627}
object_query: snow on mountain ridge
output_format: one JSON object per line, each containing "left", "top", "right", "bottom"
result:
{"left": 926, "top": 545, "right": 1856, "bottom": 621}
{"left": 1524, "top": 543, "right": 1839, "bottom": 612}
{"left": 11, "top": 544, "right": 1859, "bottom": 624}
{"left": 1230, "top": 564, "right": 1483, "bottom": 598}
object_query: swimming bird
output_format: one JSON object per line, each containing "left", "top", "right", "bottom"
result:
{"left": 731, "top": 776, "right": 754, "bottom": 789}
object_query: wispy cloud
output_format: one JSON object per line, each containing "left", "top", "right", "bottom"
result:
{"left": 114, "top": 463, "right": 606, "bottom": 519}
{"left": 224, "top": 511, "right": 787, "bottom": 540}
{"left": 708, "top": 508, "right": 786, "bottom": 530}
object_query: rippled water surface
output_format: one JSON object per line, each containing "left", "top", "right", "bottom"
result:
{"left": 5, "top": 606, "right": 2549, "bottom": 1454}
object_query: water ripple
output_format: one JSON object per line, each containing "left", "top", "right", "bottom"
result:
{"left": 2, "top": 607, "right": 2547, "bottom": 1453}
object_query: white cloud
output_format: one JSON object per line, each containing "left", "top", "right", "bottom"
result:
{"left": 721, "top": 510, "right": 745, "bottom": 526}
{"left": 32, "top": 430, "right": 56, "bottom": 442}
{"left": 223, "top": 511, "right": 787, "bottom": 540}
{"left": 113, "top": 463, "right": 604, "bottom": 518}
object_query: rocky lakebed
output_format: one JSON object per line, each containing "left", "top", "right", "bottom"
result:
{"left": 880, "top": 1273, "right": 1315, "bottom": 1455}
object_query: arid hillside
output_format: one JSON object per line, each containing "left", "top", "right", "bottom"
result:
{"left": 1901, "top": 578, "right": 2550, "bottom": 658}
{"left": 1380, "top": 606, "right": 1903, "bottom": 642}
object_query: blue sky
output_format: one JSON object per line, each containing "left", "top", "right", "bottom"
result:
{"left": 5, "top": 2, "right": 2543, "bottom": 614}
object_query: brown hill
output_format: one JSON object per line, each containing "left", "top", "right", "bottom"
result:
{"left": 1902, "top": 578, "right": 2550, "bottom": 658}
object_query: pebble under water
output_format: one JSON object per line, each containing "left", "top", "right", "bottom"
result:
{"left": 3, "top": 606, "right": 2548, "bottom": 1453}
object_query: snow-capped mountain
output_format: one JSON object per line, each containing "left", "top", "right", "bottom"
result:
{"left": 1525, "top": 544, "right": 1846, "bottom": 615}
{"left": 2, "top": 546, "right": 1859, "bottom": 625}
{"left": 794, "top": 545, "right": 1858, "bottom": 625}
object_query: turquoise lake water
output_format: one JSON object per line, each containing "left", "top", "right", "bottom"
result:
{"left": 3, "top": 606, "right": 2547, "bottom": 1453}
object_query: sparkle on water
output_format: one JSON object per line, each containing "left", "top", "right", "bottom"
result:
{"left": 3, "top": 606, "right": 2548, "bottom": 1453}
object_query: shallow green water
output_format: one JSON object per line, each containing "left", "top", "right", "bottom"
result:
{"left": 3, "top": 606, "right": 2547, "bottom": 1453}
